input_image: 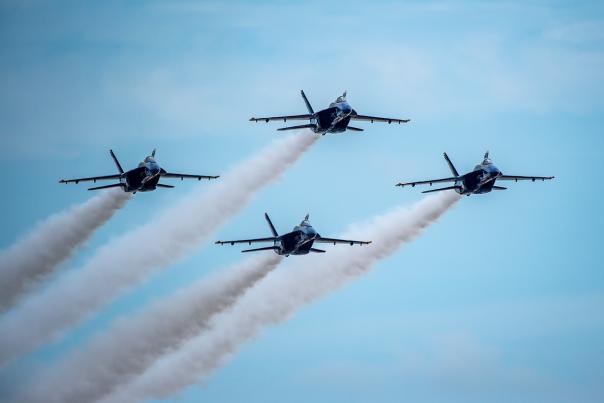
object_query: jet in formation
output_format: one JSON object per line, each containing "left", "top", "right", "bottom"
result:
{"left": 396, "top": 151, "right": 554, "bottom": 195}
{"left": 215, "top": 213, "right": 371, "bottom": 256}
{"left": 250, "top": 90, "right": 410, "bottom": 135}
{"left": 59, "top": 149, "right": 219, "bottom": 192}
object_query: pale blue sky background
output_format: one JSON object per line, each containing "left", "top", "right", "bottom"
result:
{"left": 1, "top": 1, "right": 603, "bottom": 402}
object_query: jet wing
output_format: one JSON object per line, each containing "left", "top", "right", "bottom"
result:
{"left": 162, "top": 173, "right": 219, "bottom": 180}
{"left": 396, "top": 177, "right": 458, "bottom": 188}
{"left": 497, "top": 175, "right": 554, "bottom": 182}
{"left": 215, "top": 237, "right": 277, "bottom": 246}
{"left": 314, "top": 237, "right": 372, "bottom": 246}
{"left": 350, "top": 114, "right": 410, "bottom": 124}
{"left": 59, "top": 174, "right": 121, "bottom": 184}
{"left": 250, "top": 114, "right": 313, "bottom": 123}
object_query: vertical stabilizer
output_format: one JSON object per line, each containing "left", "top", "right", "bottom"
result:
{"left": 109, "top": 150, "right": 125, "bottom": 174}
{"left": 264, "top": 213, "right": 279, "bottom": 237}
{"left": 443, "top": 152, "right": 459, "bottom": 177}
{"left": 300, "top": 90, "right": 314, "bottom": 114}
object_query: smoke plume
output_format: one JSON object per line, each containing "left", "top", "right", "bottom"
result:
{"left": 105, "top": 191, "right": 460, "bottom": 403}
{"left": 0, "top": 133, "right": 316, "bottom": 366}
{"left": 0, "top": 189, "right": 130, "bottom": 312}
{"left": 18, "top": 254, "right": 282, "bottom": 403}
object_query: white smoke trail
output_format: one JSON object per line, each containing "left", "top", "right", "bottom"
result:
{"left": 0, "top": 189, "right": 130, "bottom": 312}
{"left": 17, "top": 254, "right": 282, "bottom": 403}
{"left": 0, "top": 133, "right": 316, "bottom": 366}
{"left": 105, "top": 191, "right": 460, "bottom": 403}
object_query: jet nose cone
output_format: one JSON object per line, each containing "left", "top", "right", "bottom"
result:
{"left": 147, "top": 164, "right": 160, "bottom": 176}
{"left": 338, "top": 103, "right": 352, "bottom": 116}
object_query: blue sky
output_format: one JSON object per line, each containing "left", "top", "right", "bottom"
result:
{"left": 0, "top": 1, "right": 603, "bottom": 402}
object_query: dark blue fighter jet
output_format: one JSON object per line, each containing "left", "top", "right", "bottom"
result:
{"left": 59, "top": 149, "right": 219, "bottom": 192}
{"left": 250, "top": 90, "right": 410, "bottom": 135}
{"left": 396, "top": 151, "right": 554, "bottom": 195}
{"left": 215, "top": 213, "right": 371, "bottom": 256}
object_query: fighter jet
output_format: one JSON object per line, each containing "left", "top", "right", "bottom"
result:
{"left": 215, "top": 213, "right": 371, "bottom": 256}
{"left": 59, "top": 149, "right": 219, "bottom": 192}
{"left": 396, "top": 151, "right": 554, "bottom": 195}
{"left": 250, "top": 90, "right": 410, "bottom": 135}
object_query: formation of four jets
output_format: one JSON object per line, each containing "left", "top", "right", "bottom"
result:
{"left": 59, "top": 91, "right": 554, "bottom": 255}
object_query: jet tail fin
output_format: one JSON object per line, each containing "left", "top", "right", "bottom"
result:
{"left": 88, "top": 183, "right": 125, "bottom": 191}
{"left": 277, "top": 124, "right": 315, "bottom": 132}
{"left": 310, "top": 248, "right": 326, "bottom": 253}
{"left": 241, "top": 246, "right": 279, "bottom": 253}
{"left": 492, "top": 185, "right": 507, "bottom": 190}
{"left": 156, "top": 183, "right": 175, "bottom": 188}
{"left": 300, "top": 90, "right": 314, "bottom": 114}
{"left": 421, "top": 186, "right": 460, "bottom": 194}
{"left": 443, "top": 152, "right": 459, "bottom": 177}
{"left": 109, "top": 150, "right": 125, "bottom": 174}
{"left": 264, "top": 213, "right": 279, "bottom": 237}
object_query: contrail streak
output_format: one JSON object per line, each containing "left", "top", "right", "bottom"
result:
{"left": 105, "top": 192, "right": 460, "bottom": 403}
{"left": 0, "top": 189, "right": 130, "bottom": 312}
{"left": 17, "top": 254, "right": 282, "bottom": 403}
{"left": 0, "top": 133, "right": 316, "bottom": 366}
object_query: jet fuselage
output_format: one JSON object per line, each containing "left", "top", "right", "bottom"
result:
{"left": 273, "top": 223, "right": 319, "bottom": 256}
{"left": 310, "top": 99, "right": 355, "bottom": 134}
{"left": 119, "top": 157, "right": 163, "bottom": 193}
{"left": 456, "top": 162, "right": 502, "bottom": 195}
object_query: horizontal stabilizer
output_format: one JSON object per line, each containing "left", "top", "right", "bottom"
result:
{"left": 241, "top": 246, "right": 279, "bottom": 253}
{"left": 310, "top": 248, "right": 326, "bottom": 253}
{"left": 346, "top": 126, "right": 364, "bottom": 132}
{"left": 492, "top": 186, "right": 507, "bottom": 190}
{"left": 156, "top": 183, "right": 175, "bottom": 188}
{"left": 277, "top": 124, "right": 315, "bottom": 131}
{"left": 421, "top": 186, "right": 460, "bottom": 194}
{"left": 88, "top": 183, "right": 124, "bottom": 191}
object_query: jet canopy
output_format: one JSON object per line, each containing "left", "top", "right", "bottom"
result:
{"left": 299, "top": 214, "right": 311, "bottom": 227}
{"left": 334, "top": 91, "right": 347, "bottom": 103}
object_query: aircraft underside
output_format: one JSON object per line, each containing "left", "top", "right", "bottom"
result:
{"left": 124, "top": 168, "right": 160, "bottom": 192}
{"left": 315, "top": 108, "right": 351, "bottom": 134}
